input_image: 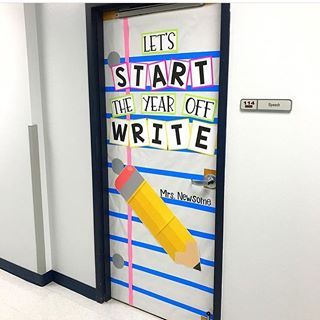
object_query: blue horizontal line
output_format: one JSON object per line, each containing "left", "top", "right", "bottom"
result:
{"left": 104, "top": 51, "right": 220, "bottom": 65}
{"left": 105, "top": 139, "right": 217, "bottom": 155}
{"left": 105, "top": 85, "right": 219, "bottom": 93}
{"left": 110, "top": 234, "right": 166, "bottom": 253}
{"left": 111, "top": 277, "right": 129, "bottom": 288}
{"left": 109, "top": 234, "right": 214, "bottom": 267}
{"left": 110, "top": 234, "right": 128, "bottom": 244}
{"left": 163, "top": 197, "right": 215, "bottom": 213}
{"left": 189, "top": 229, "right": 215, "bottom": 240}
{"left": 107, "top": 188, "right": 215, "bottom": 213}
{"left": 105, "top": 113, "right": 218, "bottom": 124}
{"left": 107, "top": 162, "right": 203, "bottom": 180}
{"left": 200, "top": 258, "right": 215, "bottom": 267}
{"left": 109, "top": 211, "right": 142, "bottom": 223}
{"left": 133, "top": 285, "right": 210, "bottom": 317}
{"left": 109, "top": 256, "right": 213, "bottom": 294}
{"left": 111, "top": 278, "right": 212, "bottom": 318}
{"left": 108, "top": 188, "right": 121, "bottom": 195}
{"left": 108, "top": 211, "right": 215, "bottom": 240}
{"left": 130, "top": 165, "right": 202, "bottom": 180}
{"left": 133, "top": 263, "right": 214, "bottom": 294}
{"left": 133, "top": 238, "right": 166, "bottom": 254}
{"left": 108, "top": 188, "right": 119, "bottom": 195}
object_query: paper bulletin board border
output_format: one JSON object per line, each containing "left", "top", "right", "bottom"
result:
{"left": 85, "top": 4, "right": 230, "bottom": 320}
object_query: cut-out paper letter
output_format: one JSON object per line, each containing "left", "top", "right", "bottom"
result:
{"left": 190, "top": 57, "right": 213, "bottom": 88}
{"left": 189, "top": 120, "right": 216, "bottom": 155}
{"left": 130, "top": 63, "right": 148, "bottom": 90}
{"left": 166, "top": 119, "right": 190, "bottom": 150}
{"left": 148, "top": 119, "right": 167, "bottom": 149}
{"left": 111, "top": 63, "right": 130, "bottom": 91}
{"left": 129, "top": 119, "right": 149, "bottom": 147}
{"left": 168, "top": 60, "right": 190, "bottom": 90}
{"left": 110, "top": 118, "right": 129, "bottom": 146}
{"left": 148, "top": 61, "right": 168, "bottom": 91}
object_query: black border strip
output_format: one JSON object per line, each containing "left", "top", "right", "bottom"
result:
{"left": 86, "top": 4, "right": 108, "bottom": 303}
{"left": 214, "top": 4, "right": 230, "bottom": 320}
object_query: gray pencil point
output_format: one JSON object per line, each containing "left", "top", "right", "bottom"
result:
{"left": 193, "top": 263, "right": 202, "bottom": 271}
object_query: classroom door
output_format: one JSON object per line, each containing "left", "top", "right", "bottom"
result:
{"left": 104, "top": 4, "right": 220, "bottom": 320}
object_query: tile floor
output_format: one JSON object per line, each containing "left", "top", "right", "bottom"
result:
{"left": 0, "top": 270, "right": 158, "bottom": 320}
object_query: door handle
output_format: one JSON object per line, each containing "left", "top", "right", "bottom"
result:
{"left": 192, "top": 174, "right": 216, "bottom": 189}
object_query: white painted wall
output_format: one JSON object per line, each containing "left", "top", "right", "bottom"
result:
{"left": 0, "top": 2, "right": 95, "bottom": 286}
{"left": 222, "top": 4, "right": 320, "bottom": 320}
{"left": 0, "top": 3, "right": 53, "bottom": 274}
{"left": 36, "top": 4, "right": 96, "bottom": 287}
{"left": 0, "top": 4, "right": 37, "bottom": 272}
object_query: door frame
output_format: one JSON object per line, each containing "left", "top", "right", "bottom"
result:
{"left": 86, "top": 4, "right": 230, "bottom": 319}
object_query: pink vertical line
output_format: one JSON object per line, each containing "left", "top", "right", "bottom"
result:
{"left": 123, "top": 17, "right": 133, "bottom": 306}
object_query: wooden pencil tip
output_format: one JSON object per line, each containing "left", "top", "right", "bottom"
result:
{"left": 193, "top": 263, "right": 202, "bottom": 271}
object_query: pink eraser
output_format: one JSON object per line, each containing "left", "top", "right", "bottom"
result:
{"left": 115, "top": 165, "right": 136, "bottom": 191}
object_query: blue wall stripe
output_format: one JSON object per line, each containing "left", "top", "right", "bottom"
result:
{"left": 107, "top": 188, "right": 215, "bottom": 213}
{"left": 108, "top": 211, "right": 215, "bottom": 240}
{"left": 109, "top": 235, "right": 214, "bottom": 267}
{"left": 109, "top": 257, "right": 213, "bottom": 294}
{"left": 105, "top": 85, "right": 219, "bottom": 93}
{"left": 105, "top": 113, "right": 218, "bottom": 124}
{"left": 107, "top": 162, "right": 204, "bottom": 180}
{"left": 104, "top": 50, "right": 220, "bottom": 65}
{"left": 110, "top": 278, "right": 212, "bottom": 318}
{"left": 108, "top": 211, "right": 216, "bottom": 240}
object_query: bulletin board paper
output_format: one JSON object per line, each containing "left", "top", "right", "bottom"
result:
{"left": 104, "top": 4, "right": 221, "bottom": 320}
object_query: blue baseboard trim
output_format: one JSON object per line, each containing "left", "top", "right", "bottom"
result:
{"left": 0, "top": 257, "right": 99, "bottom": 302}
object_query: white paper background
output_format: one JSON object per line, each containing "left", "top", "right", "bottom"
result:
{"left": 104, "top": 4, "right": 221, "bottom": 319}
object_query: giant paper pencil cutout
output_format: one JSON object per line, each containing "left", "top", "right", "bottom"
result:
{"left": 112, "top": 159, "right": 201, "bottom": 271}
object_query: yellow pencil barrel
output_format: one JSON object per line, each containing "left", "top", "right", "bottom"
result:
{"left": 128, "top": 181, "right": 174, "bottom": 237}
